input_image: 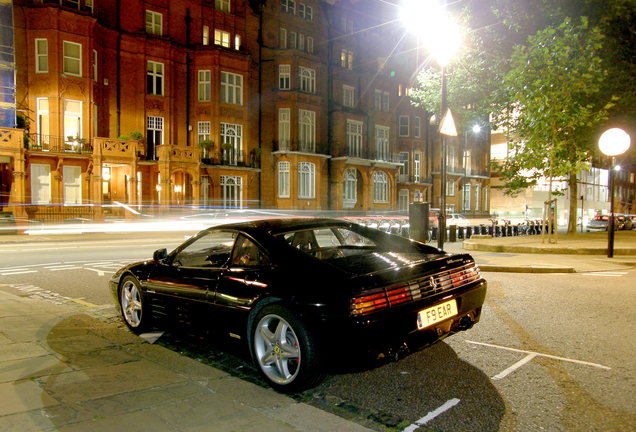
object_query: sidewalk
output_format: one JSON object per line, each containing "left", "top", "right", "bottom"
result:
{"left": 0, "top": 290, "right": 372, "bottom": 432}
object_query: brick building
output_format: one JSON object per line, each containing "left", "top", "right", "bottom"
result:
{"left": 0, "top": 0, "right": 491, "bottom": 223}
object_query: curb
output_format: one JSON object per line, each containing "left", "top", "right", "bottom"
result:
{"left": 463, "top": 241, "right": 636, "bottom": 256}
{"left": 478, "top": 265, "right": 575, "bottom": 273}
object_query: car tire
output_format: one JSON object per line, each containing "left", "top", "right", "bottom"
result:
{"left": 250, "top": 304, "right": 323, "bottom": 393}
{"left": 119, "top": 276, "right": 150, "bottom": 334}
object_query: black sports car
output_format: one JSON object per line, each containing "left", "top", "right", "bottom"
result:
{"left": 110, "top": 218, "right": 487, "bottom": 392}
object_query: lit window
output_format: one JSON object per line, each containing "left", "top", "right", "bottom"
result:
{"left": 234, "top": 34, "right": 241, "bottom": 50}
{"left": 215, "top": 0, "right": 230, "bottom": 13}
{"left": 145, "top": 10, "right": 163, "bottom": 36}
{"left": 63, "top": 41, "right": 81, "bottom": 76}
{"left": 221, "top": 72, "right": 243, "bottom": 105}
{"left": 147, "top": 61, "right": 164, "bottom": 96}
{"left": 220, "top": 122, "right": 243, "bottom": 166}
{"left": 35, "top": 39, "right": 48, "bottom": 73}
{"left": 215, "top": 29, "right": 231, "bottom": 47}
{"left": 340, "top": 49, "right": 353, "bottom": 69}
{"left": 203, "top": 25, "right": 210, "bottom": 45}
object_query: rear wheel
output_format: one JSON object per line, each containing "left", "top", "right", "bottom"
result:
{"left": 250, "top": 304, "right": 323, "bottom": 393}
{"left": 119, "top": 276, "right": 150, "bottom": 333}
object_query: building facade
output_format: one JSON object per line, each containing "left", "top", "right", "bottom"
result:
{"left": 0, "top": 0, "right": 492, "bottom": 223}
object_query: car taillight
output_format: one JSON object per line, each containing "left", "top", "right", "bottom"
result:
{"left": 450, "top": 266, "right": 480, "bottom": 289}
{"left": 351, "top": 285, "right": 412, "bottom": 316}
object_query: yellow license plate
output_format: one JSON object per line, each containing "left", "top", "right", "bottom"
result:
{"left": 417, "top": 299, "right": 458, "bottom": 330}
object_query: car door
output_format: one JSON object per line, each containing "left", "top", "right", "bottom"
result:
{"left": 215, "top": 234, "right": 273, "bottom": 335}
{"left": 145, "top": 230, "right": 236, "bottom": 306}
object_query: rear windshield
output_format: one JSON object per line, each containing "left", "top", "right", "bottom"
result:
{"left": 276, "top": 227, "right": 378, "bottom": 260}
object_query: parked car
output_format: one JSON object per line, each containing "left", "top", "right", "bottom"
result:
{"left": 587, "top": 214, "right": 631, "bottom": 231}
{"left": 626, "top": 215, "right": 636, "bottom": 230}
{"left": 446, "top": 213, "right": 470, "bottom": 227}
{"left": 111, "top": 218, "right": 487, "bottom": 392}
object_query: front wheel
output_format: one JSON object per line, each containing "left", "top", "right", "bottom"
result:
{"left": 119, "top": 276, "right": 150, "bottom": 333}
{"left": 250, "top": 304, "right": 323, "bottom": 393}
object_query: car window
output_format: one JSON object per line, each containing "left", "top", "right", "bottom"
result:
{"left": 173, "top": 230, "right": 236, "bottom": 268}
{"left": 278, "top": 227, "right": 376, "bottom": 259}
{"left": 230, "top": 235, "right": 269, "bottom": 268}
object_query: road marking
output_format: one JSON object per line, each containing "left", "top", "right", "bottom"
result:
{"left": 85, "top": 268, "right": 106, "bottom": 276}
{"left": 403, "top": 398, "right": 461, "bottom": 432}
{"left": 1, "top": 270, "right": 38, "bottom": 276}
{"left": 581, "top": 271, "right": 627, "bottom": 277}
{"left": 70, "top": 297, "right": 101, "bottom": 308}
{"left": 466, "top": 340, "right": 611, "bottom": 380}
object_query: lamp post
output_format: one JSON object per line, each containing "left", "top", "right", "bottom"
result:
{"left": 598, "top": 128, "right": 631, "bottom": 258}
{"left": 400, "top": 0, "right": 462, "bottom": 250}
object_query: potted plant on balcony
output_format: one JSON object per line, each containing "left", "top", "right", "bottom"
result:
{"left": 198, "top": 139, "right": 214, "bottom": 164}
{"left": 221, "top": 142, "right": 234, "bottom": 165}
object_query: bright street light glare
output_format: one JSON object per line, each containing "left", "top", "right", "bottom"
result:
{"left": 598, "top": 128, "right": 631, "bottom": 156}
{"left": 399, "top": 0, "right": 462, "bottom": 67}
{"left": 472, "top": 124, "right": 481, "bottom": 134}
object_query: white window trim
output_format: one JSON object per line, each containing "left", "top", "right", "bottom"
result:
{"left": 298, "top": 161, "right": 315, "bottom": 199}
{"left": 198, "top": 70, "right": 211, "bottom": 102}
{"left": 278, "top": 161, "right": 290, "bottom": 198}
{"left": 63, "top": 41, "right": 82, "bottom": 77}
{"left": 221, "top": 71, "right": 243, "bottom": 105}
{"left": 35, "top": 38, "right": 48, "bottom": 73}
{"left": 147, "top": 61, "right": 164, "bottom": 96}
{"left": 145, "top": 10, "right": 163, "bottom": 36}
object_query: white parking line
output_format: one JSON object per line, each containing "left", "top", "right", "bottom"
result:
{"left": 1, "top": 270, "right": 38, "bottom": 276}
{"left": 466, "top": 340, "right": 611, "bottom": 381}
{"left": 581, "top": 272, "right": 627, "bottom": 277}
{"left": 403, "top": 398, "right": 461, "bottom": 432}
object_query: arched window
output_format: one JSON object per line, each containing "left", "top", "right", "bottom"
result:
{"left": 343, "top": 168, "right": 357, "bottom": 208}
{"left": 373, "top": 171, "right": 388, "bottom": 203}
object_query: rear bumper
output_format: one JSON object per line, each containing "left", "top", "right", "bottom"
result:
{"left": 328, "top": 281, "right": 487, "bottom": 358}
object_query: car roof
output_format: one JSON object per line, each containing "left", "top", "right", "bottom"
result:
{"left": 206, "top": 217, "right": 353, "bottom": 236}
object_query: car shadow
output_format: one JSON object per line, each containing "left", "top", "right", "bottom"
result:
{"left": 153, "top": 322, "right": 506, "bottom": 431}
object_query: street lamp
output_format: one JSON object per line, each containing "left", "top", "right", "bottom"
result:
{"left": 400, "top": 0, "right": 462, "bottom": 250}
{"left": 598, "top": 128, "right": 631, "bottom": 258}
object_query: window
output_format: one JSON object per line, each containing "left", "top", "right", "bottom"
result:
{"left": 63, "top": 165, "right": 82, "bottom": 204}
{"left": 297, "top": 3, "right": 305, "bottom": 18}
{"left": 475, "top": 184, "right": 481, "bottom": 211}
{"left": 278, "top": 161, "right": 290, "bottom": 198}
{"left": 63, "top": 99, "right": 82, "bottom": 144}
{"left": 375, "top": 126, "right": 389, "bottom": 161}
{"left": 340, "top": 49, "right": 353, "bottom": 69}
{"left": 414, "top": 116, "right": 421, "bottom": 138}
{"left": 299, "top": 67, "right": 315, "bottom": 93}
{"left": 92, "top": 49, "right": 98, "bottom": 81}
{"left": 289, "top": 31, "right": 297, "bottom": 49}
{"left": 147, "top": 61, "right": 164, "bottom": 96}
{"left": 220, "top": 122, "right": 243, "bottom": 165}
{"left": 373, "top": 171, "right": 389, "bottom": 203}
{"left": 399, "top": 152, "right": 409, "bottom": 181}
{"left": 63, "top": 41, "right": 81, "bottom": 76}
{"left": 203, "top": 25, "right": 210, "bottom": 45}
{"left": 414, "top": 152, "right": 421, "bottom": 182}
{"left": 446, "top": 180, "right": 455, "bottom": 196}
{"left": 234, "top": 34, "right": 241, "bottom": 50}
{"left": 215, "top": 29, "right": 231, "bottom": 47}
{"left": 281, "top": 0, "right": 295, "bottom": 14}
{"left": 278, "top": 108, "right": 290, "bottom": 149}
{"left": 399, "top": 189, "right": 409, "bottom": 211}
{"left": 374, "top": 90, "right": 382, "bottom": 111}
{"left": 146, "top": 116, "right": 163, "bottom": 160}
{"left": 343, "top": 85, "right": 355, "bottom": 108}
{"left": 31, "top": 164, "right": 51, "bottom": 204}
{"left": 298, "top": 33, "right": 305, "bottom": 51}
{"left": 346, "top": 120, "right": 363, "bottom": 158}
{"left": 298, "top": 162, "right": 315, "bottom": 199}
{"left": 231, "top": 235, "right": 268, "bottom": 268}
{"left": 307, "top": 37, "right": 314, "bottom": 54}
{"left": 279, "top": 64, "right": 290, "bottom": 90}
{"left": 198, "top": 70, "right": 211, "bottom": 102}
{"left": 220, "top": 72, "right": 243, "bottom": 105}
{"left": 279, "top": 28, "right": 287, "bottom": 49}
{"left": 198, "top": 121, "right": 211, "bottom": 143}
{"left": 175, "top": 231, "right": 236, "bottom": 268}
{"left": 36, "top": 98, "right": 50, "bottom": 147}
{"left": 35, "top": 39, "right": 48, "bottom": 73}
{"left": 462, "top": 183, "right": 471, "bottom": 211}
{"left": 215, "top": 0, "right": 230, "bottom": 13}
{"left": 306, "top": 5, "right": 313, "bottom": 21}
{"left": 463, "top": 149, "right": 472, "bottom": 175}
{"left": 298, "top": 109, "right": 315, "bottom": 152}
{"left": 483, "top": 187, "right": 489, "bottom": 210}
{"left": 145, "top": 10, "right": 163, "bottom": 36}
{"left": 221, "top": 175, "right": 242, "bottom": 208}
{"left": 382, "top": 92, "right": 390, "bottom": 112}
{"left": 447, "top": 145, "right": 455, "bottom": 172}
{"left": 344, "top": 168, "right": 357, "bottom": 208}
{"left": 399, "top": 115, "right": 409, "bottom": 137}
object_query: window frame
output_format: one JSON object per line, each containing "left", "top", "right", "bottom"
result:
{"left": 298, "top": 161, "right": 315, "bottom": 199}
{"left": 63, "top": 41, "right": 82, "bottom": 77}
{"left": 373, "top": 171, "right": 389, "bottom": 203}
{"left": 278, "top": 161, "right": 290, "bottom": 198}
{"left": 220, "top": 71, "right": 243, "bottom": 105}
{"left": 35, "top": 38, "right": 48, "bottom": 73}
{"left": 299, "top": 66, "right": 315, "bottom": 93}
{"left": 145, "top": 10, "right": 163, "bottom": 36}
{"left": 198, "top": 70, "right": 211, "bottom": 102}
{"left": 147, "top": 60, "right": 164, "bottom": 96}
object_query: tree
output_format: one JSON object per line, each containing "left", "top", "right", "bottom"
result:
{"left": 493, "top": 17, "right": 614, "bottom": 235}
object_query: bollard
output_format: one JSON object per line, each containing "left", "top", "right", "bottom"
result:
{"left": 466, "top": 226, "right": 472, "bottom": 239}
{"left": 431, "top": 226, "right": 438, "bottom": 240}
{"left": 449, "top": 225, "right": 457, "bottom": 242}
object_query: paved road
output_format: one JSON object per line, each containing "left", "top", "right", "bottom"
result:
{"left": 1, "top": 236, "right": 634, "bottom": 431}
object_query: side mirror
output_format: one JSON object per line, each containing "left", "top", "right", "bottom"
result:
{"left": 153, "top": 248, "right": 168, "bottom": 262}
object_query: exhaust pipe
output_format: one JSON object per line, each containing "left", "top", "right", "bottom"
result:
{"left": 458, "top": 315, "right": 475, "bottom": 330}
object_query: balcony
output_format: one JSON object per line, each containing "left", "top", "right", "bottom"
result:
{"left": 28, "top": 134, "right": 93, "bottom": 154}
{"left": 337, "top": 147, "right": 401, "bottom": 164}
{"left": 201, "top": 149, "right": 260, "bottom": 168}
{"left": 398, "top": 174, "right": 433, "bottom": 184}
{"left": 273, "top": 141, "right": 316, "bottom": 154}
